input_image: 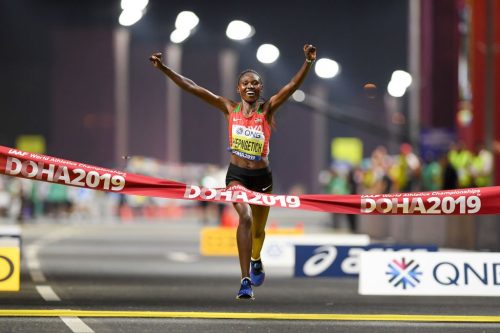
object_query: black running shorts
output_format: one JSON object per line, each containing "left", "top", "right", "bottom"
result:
{"left": 225, "top": 163, "right": 273, "bottom": 193}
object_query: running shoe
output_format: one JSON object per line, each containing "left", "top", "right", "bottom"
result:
{"left": 250, "top": 259, "right": 265, "bottom": 286}
{"left": 236, "top": 277, "right": 254, "bottom": 300}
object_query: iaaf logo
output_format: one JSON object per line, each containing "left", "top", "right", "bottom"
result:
{"left": 8, "top": 149, "right": 28, "bottom": 157}
{"left": 386, "top": 257, "right": 422, "bottom": 289}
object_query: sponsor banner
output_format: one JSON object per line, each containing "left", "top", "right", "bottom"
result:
{"left": 359, "top": 252, "right": 500, "bottom": 296}
{"left": 295, "top": 244, "right": 438, "bottom": 277}
{"left": 262, "top": 234, "right": 370, "bottom": 268}
{"left": 200, "top": 226, "right": 304, "bottom": 257}
{"left": 0, "top": 238, "right": 20, "bottom": 292}
{"left": 2, "top": 145, "right": 500, "bottom": 215}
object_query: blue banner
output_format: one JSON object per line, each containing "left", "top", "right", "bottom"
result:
{"left": 294, "top": 244, "right": 438, "bottom": 277}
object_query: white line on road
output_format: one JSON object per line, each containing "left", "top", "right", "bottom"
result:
{"left": 36, "top": 286, "right": 61, "bottom": 301}
{"left": 29, "top": 270, "right": 47, "bottom": 283}
{"left": 60, "top": 316, "right": 94, "bottom": 333}
{"left": 165, "top": 251, "right": 199, "bottom": 263}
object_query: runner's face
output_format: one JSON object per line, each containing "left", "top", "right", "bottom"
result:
{"left": 238, "top": 73, "right": 262, "bottom": 102}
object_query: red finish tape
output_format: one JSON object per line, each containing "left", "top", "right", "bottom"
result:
{"left": 1, "top": 146, "right": 498, "bottom": 215}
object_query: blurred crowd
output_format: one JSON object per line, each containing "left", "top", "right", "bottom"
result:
{"left": 320, "top": 142, "right": 495, "bottom": 199}
{"left": 319, "top": 142, "right": 496, "bottom": 233}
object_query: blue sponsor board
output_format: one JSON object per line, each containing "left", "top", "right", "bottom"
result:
{"left": 294, "top": 244, "right": 438, "bottom": 277}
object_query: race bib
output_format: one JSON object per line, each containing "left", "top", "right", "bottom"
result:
{"left": 230, "top": 125, "right": 265, "bottom": 159}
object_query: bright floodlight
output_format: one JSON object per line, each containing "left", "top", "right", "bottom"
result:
{"left": 391, "top": 70, "right": 412, "bottom": 88}
{"left": 387, "top": 70, "right": 412, "bottom": 97}
{"left": 387, "top": 80, "right": 406, "bottom": 97}
{"left": 121, "top": 0, "right": 149, "bottom": 11}
{"left": 119, "top": 10, "right": 143, "bottom": 27}
{"left": 315, "top": 58, "right": 339, "bottom": 79}
{"left": 292, "top": 90, "right": 306, "bottom": 102}
{"left": 256, "top": 44, "right": 280, "bottom": 64}
{"left": 170, "top": 29, "right": 191, "bottom": 44}
{"left": 175, "top": 11, "right": 199, "bottom": 31}
{"left": 226, "top": 20, "right": 255, "bottom": 40}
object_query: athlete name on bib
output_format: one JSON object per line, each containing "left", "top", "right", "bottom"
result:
{"left": 230, "top": 125, "right": 264, "bottom": 159}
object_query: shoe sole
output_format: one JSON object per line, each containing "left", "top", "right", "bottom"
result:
{"left": 236, "top": 295, "right": 255, "bottom": 300}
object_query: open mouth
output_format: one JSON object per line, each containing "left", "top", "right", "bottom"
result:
{"left": 246, "top": 90, "right": 255, "bottom": 97}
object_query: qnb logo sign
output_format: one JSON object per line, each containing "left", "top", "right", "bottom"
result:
{"left": 386, "top": 257, "right": 423, "bottom": 289}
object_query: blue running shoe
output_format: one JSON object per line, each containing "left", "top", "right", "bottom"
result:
{"left": 236, "top": 277, "right": 254, "bottom": 300}
{"left": 250, "top": 259, "right": 265, "bottom": 286}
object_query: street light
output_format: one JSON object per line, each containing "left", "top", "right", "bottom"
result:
{"left": 164, "top": 11, "right": 200, "bottom": 162}
{"left": 175, "top": 11, "right": 199, "bottom": 31}
{"left": 256, "top": 44, "right": 280, "bottom": 64}
{"left": 387, "top": 70, "right": 412, "bottom": 97}
{"left": 292, "top": 90, "right": 306, "bottom": 102}
{"left": 114, "top": 0, "right": 149, "bottom": 165}
{"left": 118, "top": 0, "right": 149, "bottom": 27}
{"left": 170, "top": 29, "right": 191, "bottom": 44}
{"left": 314, "top": 58, "right": 340, "bottom": 79}
{"left": 226, "top": 20, "right": 255, "bottom": 41}
{"left": 170, "top": 11, "right": 199, "bottom": 44}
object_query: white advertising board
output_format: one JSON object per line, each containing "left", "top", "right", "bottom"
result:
{"left": 262, "top": 234, "right": 370, "bottom": 267}
{"left": 359, "top": 251, "right": 500, "bottom": 296}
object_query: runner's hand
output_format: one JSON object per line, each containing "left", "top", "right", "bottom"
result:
{"left": 149, "top": 52, "right": 163, "bottom": 68}
{"left": 303, "top": 44, "right": 316, "bottom": 62}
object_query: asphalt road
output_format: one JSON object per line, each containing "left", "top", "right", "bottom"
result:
{"left": 0, "top": 214, "right": 500, "bottom": 333}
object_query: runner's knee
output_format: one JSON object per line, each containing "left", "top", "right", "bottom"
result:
{"left": 239, "top": 213, "right": 252, "bottom": 228}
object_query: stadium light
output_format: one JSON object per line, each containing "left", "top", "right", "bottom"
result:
{"left": 169, "top": 11, "right": 199, "bottom": 44}
{"left": 121, "top": 0, "right": 149, "bottom": 11}
{"left": 170, "top": 29, "right": 191, "bottom": 44}
{"left": 292, "top": 90, "right": 306, "bottom": 102}
{"left": 387, "top": 70, "right": 412, "bottom": 97}
{"left": 118, "top": 0, "right": 149, "bottom": 27}
{"left": 226, "top": 20, "right": 255, "bottom": 41}
{"left": 314, "top": 58, "right": 340, "bottom": 79}
{"left": 175, "top": 11, "right": 199, "bottom": 31}
{"left": 256, "top": 44, "right": 280, "bottom": 64}
{"left": 118, "top": 10, "right": 143, "bottom": 26}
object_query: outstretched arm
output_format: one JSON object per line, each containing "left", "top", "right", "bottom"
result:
{"left": 267, "top": 44, "right": 316, "bottom": 114}
{"left": 150, "top": 53, "right": 230, "bottom": 114}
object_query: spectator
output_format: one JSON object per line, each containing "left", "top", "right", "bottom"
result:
{"left": 448, "top": 141, "right": 472, "bottom": 188}
{"left": 470, "top": 142, "right": 493, "bottom": 187}
{"left": 440, "top": 152, "right": 458, "bottom": 190}
{"left": 421, "top": 152, "right": 442, "bottom": 191}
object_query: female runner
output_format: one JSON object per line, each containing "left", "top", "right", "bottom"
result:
{"left": 150, "top": 44, "right": 316, "bottom": 299}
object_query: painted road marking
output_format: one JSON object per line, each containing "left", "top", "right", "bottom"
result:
{"left": 30, "top": 270, "right": 47, "bottom": 283}
{"left": 35, "top": 286, "right": 61, "bottom": 301}
{"left": 1, "top": 310, "right": 500, "bottom": 322}
{"left": 165, "top": 251, "right": 199, "bottom": 263}
{"left": 60, "top": 316, "right": 94, "bottom": 333}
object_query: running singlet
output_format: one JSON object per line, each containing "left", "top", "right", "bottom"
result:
{"left": 227, "top": 103, "right": 271, "bottom": 161}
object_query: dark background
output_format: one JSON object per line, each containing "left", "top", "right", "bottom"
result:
{"left": 0, "top": 0, "right": 408, "bottom": 192}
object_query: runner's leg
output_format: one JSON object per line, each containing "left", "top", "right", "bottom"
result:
{"left": 232, "top": 201, "right": 252, "bottom": 278}
{"left": 250, "top": 204, "right": 270, "bottom": 259}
